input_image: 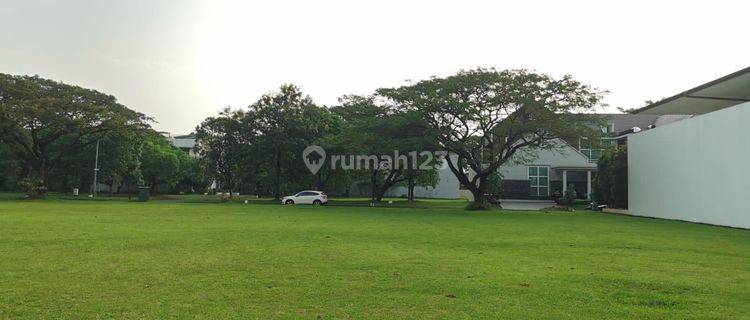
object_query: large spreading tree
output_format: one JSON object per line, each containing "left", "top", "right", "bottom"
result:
{"left": 380, "top": 68, "right": 606, "bottom": 207}
{"left": 0, "top": 74, "right": 149, "bottom": 192}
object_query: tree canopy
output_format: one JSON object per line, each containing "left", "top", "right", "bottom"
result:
{"left": 380, "top": 68, "right": 606, "bottom": 207}
{"left": 0, "top": 69, "right": 609, "bottom": 206}
{"left": 0, "top": 74, "right": 149, "bottom": 192}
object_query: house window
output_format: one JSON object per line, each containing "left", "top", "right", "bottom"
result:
{"left": 580, "top": 148, "right": 602, "bottom": 161}
{"left": 528, "top": 166, "right": 549, "bottom": 196}
{"left": 579, "top": 137, "right": 615, "bottom": 162}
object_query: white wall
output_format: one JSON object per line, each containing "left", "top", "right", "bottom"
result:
{"left": 628, "top": 102, "right": 750, "bottom": 229}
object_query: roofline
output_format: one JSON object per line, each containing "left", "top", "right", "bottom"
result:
{"left": 633, "top": 66, "right": 750, "bottom": 114}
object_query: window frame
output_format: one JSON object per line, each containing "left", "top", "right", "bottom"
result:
{"left": 527, "top": 166, "right": 550, "bottom": 197}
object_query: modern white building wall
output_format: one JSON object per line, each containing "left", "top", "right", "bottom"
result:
{"left": 628, "top": 102, "right": 750, "bottom": 229}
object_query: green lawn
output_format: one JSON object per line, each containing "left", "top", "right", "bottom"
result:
{"left": 1, "top": 200, "right": 748, "bottom": 319}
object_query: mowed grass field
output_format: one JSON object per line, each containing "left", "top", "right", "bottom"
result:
{"left": 1, "top": 200, "right": 749, "bottom": 319}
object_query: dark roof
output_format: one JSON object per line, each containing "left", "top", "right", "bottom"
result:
{"left": 599, "top": 114, "right": 659, "bottom": 133}
{"left": 173, "top": 133, "right": 196, "bottom": 139}
{"left": 634, "top": 67, "right": 750, "bottom": 115}
{"left": 578, "top": 113, "right": 692, "bottom": 135}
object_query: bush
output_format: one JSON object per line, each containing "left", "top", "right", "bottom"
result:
{"left": 560, "top": 184, "right": 577, "bottom": 206}
{"left": 594, "top": 146, "right": 628, "bottom": 208}
{"left": 465, "top": 200, "right": 491, "bottom": 211}
{"left": 19, "top": 177, "right": 46, "bottom": 198}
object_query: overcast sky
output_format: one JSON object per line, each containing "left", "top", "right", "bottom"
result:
{"left": 1, "top": 0, "right": 747, "bottom": 133}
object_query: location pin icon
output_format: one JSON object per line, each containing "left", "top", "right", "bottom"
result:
{"left": 302, "top": 145, "right": 326, "bottom": 174}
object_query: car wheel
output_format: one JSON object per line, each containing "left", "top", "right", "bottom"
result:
{"left": 285, "top": 199, "right": 294, "bottom": 205}
{"left": 313, "top": 200, "right": 322, "bottom": 206}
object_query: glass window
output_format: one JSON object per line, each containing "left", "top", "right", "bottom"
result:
{"left": 528, "top": 166, "right": 549, "bottom": 196}
{"left": 528, "top": 167, "right": 538, "bottom": 176}
{"left": 539, "top": 167, "right": 548, "bottom": 176}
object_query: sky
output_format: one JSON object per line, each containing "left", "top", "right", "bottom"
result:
{"left": 1, "top": 0, "right": 748, "bottom": 133}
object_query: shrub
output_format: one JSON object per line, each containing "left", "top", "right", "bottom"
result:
{"left": 560, "top": 184, "right": 577, "bottom": 206}
{"left": 19, "top": 177, "right": 46, "bottom": 198}
{"left": 465, "top": 200, "right": 491, "bottom": 211}
{"left": 594, "top": 146, "right": 628, "bottom": 208}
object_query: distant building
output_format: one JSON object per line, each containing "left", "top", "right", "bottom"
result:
{"left": 168, "top": 133, "right": 199, "bottom": 157}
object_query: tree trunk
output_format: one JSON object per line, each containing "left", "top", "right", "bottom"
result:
{"left": 469, "top": 177, "right": 488, "bottom": 206}
{"left": 407, "top": 174, "right": 415, "bottom": 202}
{"left": 39, "top": 159, "right": 50, "bottom": 194}
{"left": 374, "top": 188, "right": 387, "bottom": 202}
{"left": 228, "top": 172, "right": 233, "bottom": 198}
{"left": 370, "top": 171, "right": 377, "bottom": 203}
{"left": 273, "top": 150, "right": 281, "bottom": 200}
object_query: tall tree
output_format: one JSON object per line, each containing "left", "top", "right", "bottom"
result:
{"left": 74, "top": 128, "right": 146, "bottom": 195}
{"left": 332, "top": 95, "right": 440, "bottom": 202}
{"left": 250, "top": 84, "right": 337, "bottom": 199}
{"left": 380, "top": 68, "right": 605, "bottom": 207}
{"left": 140, "top": 133, "right": 182, "bottom": 194}
{"left": 0, "top": 74, "right": 149, "bottom": 192}
{"left": 195, "top": 107, "right": 248, "bottom": 197}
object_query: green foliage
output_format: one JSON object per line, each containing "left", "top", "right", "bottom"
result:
{"left": 195, "top": 108, "right": 246, "bottom": 195}
{"left": 250, "top": 84, "right": 340, "bottom": 198}
{"left": 176, "top": 155, "right": 209, "bottom": 194}
{"left": 196, "top": 85, "right": 341, "bottom": 198}
{"left": 140, "top": 133, "right": 182, "bottom": 192}
{"left": 0, "top": 73, "right": 149, "bottom": 191}
{"left": 330, "top": 95, "right": 440, "bottom": 202}
{"left": 595, "top": 146, "right": 628, "bottom": 208}
{"left": 561, "top": 184, "right": 577, "bottom": 206}
{"left": 485, "top": 171, "right": 504, "bottom": 199}
{"left": 0, "top": 144, "right": 21, "bottom": 191}
{"left": 18, "top": 177, "right": 45, "bottom": 198}
{"left": 379, "top": 68, "right": 606, "bottom": 206}
{"left": 94, "top": 130, "right": 145, "bottom": 194}
{"left": 465, "top": 200, "right": 491, "bottom": 210}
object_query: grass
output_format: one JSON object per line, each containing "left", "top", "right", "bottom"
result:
{"left": 0, "top": 192, "right": 470, "bottom": 207}
{"left": 1, "top": 199, "right": 749, "bottom": 319}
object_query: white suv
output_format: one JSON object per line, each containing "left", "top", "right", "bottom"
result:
{"left": 281, "top": 191, "right": 328, "bottom": 205}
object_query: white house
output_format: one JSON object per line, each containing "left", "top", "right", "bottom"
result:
{"left": 392, "top": 113, "right": 690, "bottom": 201}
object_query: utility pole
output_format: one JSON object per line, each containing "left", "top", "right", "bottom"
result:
{"left": 92, "top": 139, "right": 100, "bottom": 197}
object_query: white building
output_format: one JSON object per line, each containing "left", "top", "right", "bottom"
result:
{"left": 628, "top": 67, "right": 750, "bottom": 229}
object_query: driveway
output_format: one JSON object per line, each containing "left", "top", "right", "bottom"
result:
{"left": 499, "top": 199, "right": 556, "bottom": 211}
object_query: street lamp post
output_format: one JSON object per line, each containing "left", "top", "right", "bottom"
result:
{"left": 92, "top": 139, "right": 100, "bottom": 197}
